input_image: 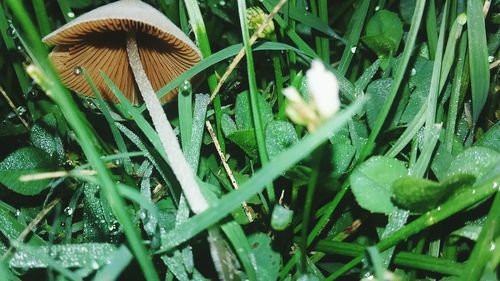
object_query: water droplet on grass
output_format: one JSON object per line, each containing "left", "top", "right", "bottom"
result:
{"left": 64, "top": 207, "right": 74, "bottom": 216}
{"left": 73, "top": 67, "right": 82, "bottom": 75}
{"left": 67, "top": 12, "right": 75, "bottom": 18}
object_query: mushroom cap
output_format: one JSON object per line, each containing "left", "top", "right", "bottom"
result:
{"left": 43, "top": 0, "right": 201, "bottom": 104}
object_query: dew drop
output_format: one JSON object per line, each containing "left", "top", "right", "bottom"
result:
{"left": 73, "top": 66, "right": 82, "bottom": 75}
{"left": 64, "top": 207, "right": 74, "bottom": 216}
{"left": 488, "top": 56, "right": 494, "bottom": 63}
{"left": 179, "top": 80, "right": 192, "bottom": 95}
{"left": 410, "top": 68, "right": 417, "bottom": 76}
{"left": 350, "top": 46, "right": 357, "bottom": 54}
{"left": 375, "top": 5, "right": 380, "bottom": 11}
{"left": 490, "top": 242, "right": 496, "bottom": 251}
{"left": 7, "top": 23, "right": 17, "bottom": 39}
{"left": 219, "top": 0, "right": 226, "bottom": 5}
{"left": 91, "top": 260, "right": 99, "bottom": 270}
{"left": 67, "top": 12, "right": 75, "bottom": 18}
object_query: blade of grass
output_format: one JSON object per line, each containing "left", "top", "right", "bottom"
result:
{"left": 444, "top": 34, "right": 468, "bottom": 151}
{"left": 184, "top": 0, "right": 226, "bottom": 152}
{"left": 56, "top": 0, "right": 75, "bottom": 22}
{"left": 147, "top": 42, "right": 308, "bottom": 110}
{"left": 337, "top": 0, "right": 371, "bottom": 75}
{"left": 157, "top": 98, "right": 365, "bottom": 253}
{"left": 31, "top": 0, "right": 51, "bottom": 36}
{"left": 82, "top": 69, "right": 133, "bottom": 174}
{"left": 358, "top": 0, "right": 427, "bottom": 162}
{"left": 5, "top": 2, "right": 159, "bottom": 280}
{"left": 426, "top": 0, "right": 438, "bottom": 60}
{"left": 460, "top": 191, "right": 500, "bottom": 280}
{"left": 467, "top": 0, "right": 490, "bottom": 122}
{"left": 309, "top": 0, "right": 322, "bottom": 57}
{"left": 264, "top": 0, "right": 345, "bottom": 42}
{"left": 425, "top": 0, "right": 448, "bottom": 131}
{"left": 0, "top": 5, "right": 30, "bottom": 93}
{"left": 299, "top": 146, "right": 325, "bottom": 273}
{"left": 314, "top": 240, "right": 465, "bottom": 276}
{"left": 178, "top": 83, "right": 193, "bottom": 152}
{"left": 318, "top": 0, "right": 329, "bottom": 63}
{"left": 237, "top": 0, "right": 274, "bottom": 202}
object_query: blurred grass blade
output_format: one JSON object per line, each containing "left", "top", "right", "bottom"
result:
{"left": 467, "top": 0, "right": 490, "bottom": 122}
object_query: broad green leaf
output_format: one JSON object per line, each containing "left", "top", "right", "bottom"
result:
{"left": 249, "top": 233, "right": 281, "bottom": 281}
{"left": 235, "top": 91, "right": 273, "bottom": 130}
{"left": 399, "top": 0, "right": 416, "bottom": 24}
{"left": 476, "top": 122, "right": 500, "bottom": 152}
{"left": 362, "top": 10, "right": 403, "bottom": 57}
{"left": 0, "top": 147, "right": 58, "bottom": 195}
{"left": 392, "top": 174, "right": 476, "bottom": 213}
{"left": 400, "top": 57, "right": 433, "bottom": 124}
{"left": 365, "top": 79, "right": 392, "bottom": 129}
{"left": 350, "top": 156, "right": 408, "bottom": 214}
{"left": 221, "top": 113, "right": 238, "bottom": 136}
{"left": 226, "top": 129, "right": 258, "bottom": 158}
{"left": 467, "top": 0, "right": 490, "bottom": 122}
{"left": 0, "top": 205, "right": 45, "bottom": 246}
{"left": 330, "top": 143, "right": 356, "bottom": 178}
{"left": 446, "top": 147, "right": 500, "bottom": 179}
{"left": 30, "top": 113, "right": 65, "bottom": 164}
{"left": 265, "top": 120, "right": 299, "bottom": 159}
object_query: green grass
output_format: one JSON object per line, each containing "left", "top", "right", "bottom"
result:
{"left": 0, "top": 1, "right": 498, "bottom": 280}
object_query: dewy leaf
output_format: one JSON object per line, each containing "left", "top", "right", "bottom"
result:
{"left": 350, "top": 156, "right": 408, "bottom": 214}
{"left": 265, "top": 120, "right": 299, "bottom": 159}
{"left": 227, "top": 129, "right": 258, "bottom": 159}
{"left": 476, "top": 122, "right": 500, "bottom": 152}
{"left": 365, "top": 78, "right": 392, "bottom": 129}
{"left": 9, "top": 243, "right": 116, "bottom": 268}
{"left": 30, "top": 113, "right": 65, "bottom": 164}
{"left": 391, "top": 174, "right": 476, "bottom": 213}
{"left": 248, "top": 233, "right": 281, "bottom": 281}
{"left": 362, "top": 10, "right": 403, "bottom": 57}
{"left": 446, "top": 147, "right": 500, "bottom": 180}
{"left": 467, "top": 0, "right": 490, "bottom": 122}
{"left": 0, "top": 147, "right": 58, "bottom": 195}
{"left": 271, "top": 205, "right": 294, "bottom": 231}
{"left": 235, "top": 91, "right": 273, "bottom": 130}
{"left": 221, "top": 113, "right": 238, "bottom": 136}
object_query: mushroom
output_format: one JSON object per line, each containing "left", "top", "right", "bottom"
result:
{"left": 42, "top": 0, "right": 201, "bottom": 105}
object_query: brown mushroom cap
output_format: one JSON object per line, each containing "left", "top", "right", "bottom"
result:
{"left": 43, "top": 0, "right": 201, "bottom": 104}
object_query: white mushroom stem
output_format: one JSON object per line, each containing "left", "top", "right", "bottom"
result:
{"left": 126, "top": 31, "right": 209, "bottom": 214}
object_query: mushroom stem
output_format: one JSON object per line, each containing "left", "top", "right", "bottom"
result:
{"left": 126, "top": 31, "right": 209, "bottom": 214}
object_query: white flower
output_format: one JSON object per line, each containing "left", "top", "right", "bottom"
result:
{"left": 306, "top": 60, "right": 340, "bottom": 118}
{"left": 282, "top": 60, "right": 341, "bottom": 131}
{"left": 282, "top": 87, "right": 315, "bottom": 127}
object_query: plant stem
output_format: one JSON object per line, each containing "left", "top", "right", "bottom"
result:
{"left": 300, "top": 146, "right": 324, "bottom": 273}
{"left": 126, "top": 32, "right": 209, "bottom": 214}
{"left": 237, "top": 0, "right": 274, "bottom": 203}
